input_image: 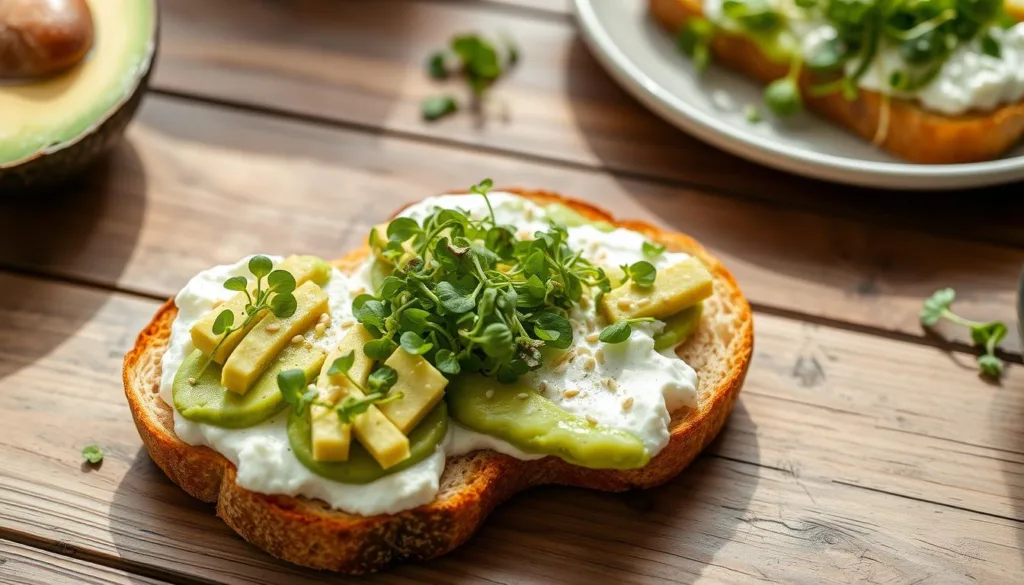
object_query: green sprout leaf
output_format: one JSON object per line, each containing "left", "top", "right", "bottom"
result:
{"left": 427, "top": 51, "right": 449, "bottom": 79}
{"left": 277, "top": 368, "right": 314, "bottom": 414}
{"left": 920, "top": 287, "right": 955, "bottom": 327}
{"left": 628, "top": 261, "right": 657, "bottom": 288}
{"left": 437, "top": 280, "right": 476, "bottom": 314}
{"left": 642, "top": 241, "right": 665, "bottom": 258}
{"left": 82, "top": 444, "right": 104, "bottom": 464}
{"left": 223, "top": 276, "right": 248, "bottom": 292}
{"left": 422, "top": 95, "right": 458, "bottom": 121}
{"left": 532, "top": 309, "right": 573, "bottom": 350}
{"left": 248, "top": 255, "right": 274, "bottom": 279}
{"left": 367, "top": 365, "right": 399, "bottom": 394}
{"left": 599, "top": 320, "right": 633, "bottom": 344}
{"left": 267, "top": 269, "right": 297, "bottom": 294}
{"left": 400, "top": 331, "right": 434, "bottom": 355}
{"left": 269, "top": 292, "right": 297, "bottom": 319}
{"left": 677, "top": 17, "right": 715, "bottom": 73}
{"left": 978, "top": 354, "right": 1004, "bottom": 377}
{"left": 364, "top": 338, "right": 399, "bottom": 360}
{"left": 435, "top": 349, "right": 461, "bottom": 375}
{"left": 327, "top": 352, "right": 356, "bottom": 376}
{"left": 212, "top": 309, "right": 235, "bottom": 336}
{"left": 764, "top": 77, "right": 803, "bottom": 117}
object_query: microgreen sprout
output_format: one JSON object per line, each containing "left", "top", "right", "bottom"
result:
{"left": 920, "top": 288, "right": 1007, "bottom": 378}
{"left": 642, "top": 241, "right": 666, "bottom": 258}
{"left": 356, "top": 178, "right": 612, "bottom": 383}
{"left": 200, "top": 256, "right": 299, "bottom": 375}
{"left": 423, "top": 33, "right": 518, "bottom": 121}
{"left": 599, "top": 318, "right": 656, "bottom": 344}
{"left": 82, "top": 444, "right": 104, "bottom": 465}
{"left": 277, "top": 353, "right": 403, "bottom": 425}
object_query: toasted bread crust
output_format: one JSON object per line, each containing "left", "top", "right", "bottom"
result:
{"left": 122, "top": 189, "right": 754, "bottom": 573}
{"left": 649, "top": 0, "right": 1024, "bottom": 164}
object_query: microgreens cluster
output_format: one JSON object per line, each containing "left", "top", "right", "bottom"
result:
{"left": 82, "top": 444, "right": 104, "bottom": 465}
{"left": 679, "top": 0, "right": 1014, "bottom": 117}
{"left": 278, "top": 353, "right": 402, "bottom": 423}
{"left": 920, "top": 288, "right": 1007, "bottom": 378}
{"left": 354, "top": 179, "right": 613, "bottom": 383}
{"left": 422, "top": 33, "right": 519, "bottom": 121}
{"left": 202, "top": 256, "right": 299, "bottom": 373}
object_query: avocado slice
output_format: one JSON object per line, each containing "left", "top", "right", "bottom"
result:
{"left": 0, "top": 0, "right": 157, "bottom": 191}
{"left": 544, "top": 203, "right": 616, "bottom": 232}
{"left": 447, "top": 376, "right": 651, "bottom": 470}
{"left": 173, "top": 346, "right": 326, "bottom": 429}
{"left": 287, "top": 401, "right": 448, "bottom": 485}
{"left": 653, "top": 303, "right": 703, "bottom": 351}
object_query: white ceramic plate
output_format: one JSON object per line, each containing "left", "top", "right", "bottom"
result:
{"left": 573, "top": 0, "right": 1024, "bottom": 190}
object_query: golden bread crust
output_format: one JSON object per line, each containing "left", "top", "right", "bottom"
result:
{"left": 122, "top": 189, "right": 754, "bottom": 573}
{"left": 648, "top": 0, "right": 1024, "bottom": 164}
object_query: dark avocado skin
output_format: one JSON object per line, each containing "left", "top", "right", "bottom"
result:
{"left": 0, "top": 7, "right": 158, "bottom": 194}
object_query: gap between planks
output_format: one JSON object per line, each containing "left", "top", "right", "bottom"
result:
{"left": 0, "top": 532, "right": 214, "bottom": 585}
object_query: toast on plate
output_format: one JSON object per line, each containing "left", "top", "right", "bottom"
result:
{"left": 650, "top": 0, "right": 1024, "bottom": 164}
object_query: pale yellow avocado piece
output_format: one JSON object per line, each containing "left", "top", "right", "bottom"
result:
{"left": 191, "top": 255, "right": 331, "bottom": 365}
{"left": 315, "top": 326, "right": 410, "bottom": 468}
{"left": 221, "top": 281, "right": 329, "bottom": 394}
{"left": 601, "top": 256, "right": 714, "bottom": 322}
{"left": 368, "top": 221, "right": 418, "bottom": 266}
{"left": 310, "top": 327, "right": 375, "bottom": 462}
{"left": 0, "top": 0, "right": 155, "bottom": 166}
{"left": 378, "top": 350, "right": 449, "bottom": 434}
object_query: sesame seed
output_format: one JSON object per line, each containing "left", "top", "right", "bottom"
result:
{"left": 485, "top": 389, "right": 495, "bottom": 399}
{"left": 585, "top": 332, "right": 600, "bottom": 343}
{"left": 340, "top": 319, "right": 355, "bottom": 328}
{"left": 319, "top": 312, "right": 330, "bottom": 324}
{"left": 553, "top": 350, "right": 576, "bottom": 367}
{"left": 291, "top": 335, "right": 303, "bottom": 345}
{"left": 538, "top": 381, "right": 548, "bottom": 393}
{"left": 636, "top": 298, "right": 651, "bottom": 307}
{"left": 583, "top": 357, "right": 596, "bottom": 371}
{"left": 595, "top": 349, "right": 606, "bottom": 364}
{"left": 265, "top": 323, "right": 281, "bottom": 333}
{"left": 585, "top": 414, "right": 598, "bottom": 426}
{"left": 516, "top": 392, "right": 529, "bottom": 400}
{"left": 554, "top": 363, "right": 569, "bottom": 375}
{"left": 187, "top": 377, "right": 196, "bottom": 385}
{"left": 563, "top": 389, "right": 579, "bottom": 398}
{"left": 577, "top": 347, "right": 592, "bottom": 357}
{"left": 617, "top": 298, "right": 633, "bottom": 310}
{"left": 605, "top": 378, "right": 618, "bottom": 392}
{"left": 315, "top": 323, "right": 327, "bottom": 336}
{"left": 622, "top": 397, "right": 635, "bottom": 410}
{"left": 304, "top": 341, "right": 313, "bottom": 350}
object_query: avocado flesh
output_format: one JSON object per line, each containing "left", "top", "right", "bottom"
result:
{"left": 544, "top": 203, "right": 616, "bottom": 232}
{"left": 447, "top": 376, "right": 651, "bottom": 470}
{"left": 0, "top": 0, "right": 155, "bottom": 167}
{"left": 653, "top": 303, "right": 703, "bottom": 351}
{"left": 173, "top": 346, "right": 326, "bottom": 429}
{"left": 288, "top": 402, "right": 449, "bottom": 484}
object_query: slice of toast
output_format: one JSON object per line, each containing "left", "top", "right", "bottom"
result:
{"left": 649, "top": 0, "right": 1024, "bottom": 164}
{"left": 122, "top": 189, "right": 754, "bottom": 574}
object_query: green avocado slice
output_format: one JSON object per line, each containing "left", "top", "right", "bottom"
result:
{"left": 447, "top": 376, "right": 650, "bottom": 470}
{"left": 544, "top": 203, "right": 616, "bottom": 232}
{"left": 173, "top": 346, "right": 325, "bottom": 429}
{"left": 288, "top": 402, "right": 448, "bottom": 484}
{"left": 653, "top": 303, "right": 703, "bottom": 351}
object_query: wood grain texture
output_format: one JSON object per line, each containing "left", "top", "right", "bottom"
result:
{"left": 151, "top": 0, "right": 1024, "bottom": 246}
{"left": 0, "top": 96, "right": 1019, "bottom": 356}
{"left": 0, "top": 540, "right": 168, "bottom": 585}
{"left": 0, "top": 272, "right": 1020, "bottom": 583}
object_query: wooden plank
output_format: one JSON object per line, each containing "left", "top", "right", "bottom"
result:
{"left": 151, "top": 0, "right": 1024, "bottom": 246}
{"left": 0, "top": 273, "right": 1020, "bottom": 584}
{"left": 0, "top": 540, "right": 168, "bottom": 585}
{"left": 0, "top": 96, "right": 1019, "bottom": 355}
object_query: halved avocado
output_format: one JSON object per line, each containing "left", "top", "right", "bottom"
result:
{"left": 0, "top": 0, "right": 158, "bottom": 191}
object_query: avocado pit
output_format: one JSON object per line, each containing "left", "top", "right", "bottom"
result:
{"left": 0, "top": 0, "right": 94, "bottom": 80}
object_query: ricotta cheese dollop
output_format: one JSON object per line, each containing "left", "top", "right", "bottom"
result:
{"left": 158, "top": 193, "right": 700, "bottom": 514}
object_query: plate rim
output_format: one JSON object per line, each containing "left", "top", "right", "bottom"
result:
{"left": 572, "top": 0, "right": 1024, "bottom": 190}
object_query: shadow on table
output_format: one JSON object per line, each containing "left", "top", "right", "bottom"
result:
{"left": 0, "top": 140, "right": 147, "bottom": 384}
{"left": 561, "top": 34, "right": 1024, "bottom": 247}
{"left": 108, "top": 410, "right": 757, "bottom": 585}
{"left": 990, "top": 376, "right": 1024, "bottom": 557}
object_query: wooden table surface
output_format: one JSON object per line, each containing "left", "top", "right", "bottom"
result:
{"left": 2, "top": 1, "right": 1023, "bottom": 583}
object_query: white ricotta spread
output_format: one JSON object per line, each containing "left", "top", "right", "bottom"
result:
{"left": 158, "top": 193, "right": 700, "bottom": 514}
{"left": 703, "top": 0, "right": 1024, "bottom": 115}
